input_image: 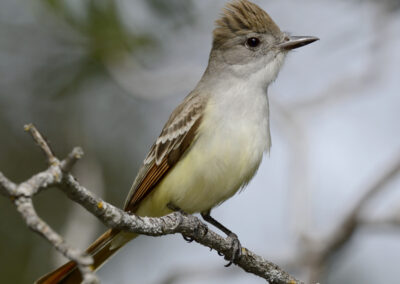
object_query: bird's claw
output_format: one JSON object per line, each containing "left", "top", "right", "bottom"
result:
{"left": 224, "top": 233, "right": 242, "bottom": 267}
{"left": 183, "top": 235, "right": 194, "bottom": 243}
{"left": 198, "top": 221, "right": 208, "bottom": 237}
{"left": 183, "top": 219, "right": 208, "bottom": 242}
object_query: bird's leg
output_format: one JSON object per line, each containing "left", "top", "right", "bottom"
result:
{"left": 167, "top": 203, "right": 185, "bottom": 214}
{"left": 167, "top": 203, "right": 208, "bottom": 243}
{"left": 201, "top": 210, "right": 242, "bottom": 266}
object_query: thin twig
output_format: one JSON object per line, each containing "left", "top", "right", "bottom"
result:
{"left": 24, "top": 123, "right": 58, "bottom": 166}
{"left": 1, "top": 124, "right": 301, "bottom": 284}
{"left": 1, "top": 125, "right": 99, "bottom": 283}
{"left": 0, "top": 172, "right": 17, "bottom": 197}
{"left": 60, "top": 172, "right": 299, "bottom": 284}
{"left": 14, "top": 197, "right": 95, "bottom": 281}
{"left": 61, "top": 147, "right": 84, "bottom": 172}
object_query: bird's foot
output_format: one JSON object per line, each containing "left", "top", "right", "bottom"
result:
{"left": 183, "top": 216, "right": 208, "bottom": 243}
{"left": 183, "top": 235, "right": 194, "bottom": 242}
{"left": 224, "top": 232, "right": 242, "bottom": 267}
{"left": 167, "top": 203, "right": 208, "bottom": 243}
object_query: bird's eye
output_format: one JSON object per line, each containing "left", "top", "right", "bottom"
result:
{"left": 245, "top": 37, "right": 260, "bottom": 49}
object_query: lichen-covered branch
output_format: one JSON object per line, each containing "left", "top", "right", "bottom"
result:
{"left": 0, "top": 125, "right": 99, "bottom": 284}
{"left": 0, "top": 124, "right": 301, "bottom": 284}
{"left": 14, "top": 196, "right": 97, "bottom": 283}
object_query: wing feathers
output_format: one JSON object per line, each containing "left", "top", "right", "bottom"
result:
{"left": 124, "top": 92, "right": 206, "bottom": 212}
{"left": 127, "top": 160, "right": 169, "bottom": 209}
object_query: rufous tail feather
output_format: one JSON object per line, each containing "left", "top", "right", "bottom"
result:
{"left": 35, "top": 229, "right": 136, "bottom": 284}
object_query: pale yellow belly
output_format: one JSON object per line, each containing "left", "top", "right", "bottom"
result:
{"left": 135, "top": 124, "right": 265, "bottom": 218}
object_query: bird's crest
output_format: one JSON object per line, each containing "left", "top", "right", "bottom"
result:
{"left": 213, "top": 0, "right": 281, "bottom": 48}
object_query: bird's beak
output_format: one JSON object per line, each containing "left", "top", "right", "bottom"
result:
{"left": 277, "top": 36, "right": 319, "bottom": 50}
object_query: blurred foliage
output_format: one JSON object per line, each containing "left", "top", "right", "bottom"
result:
{"left": 33, "top": 0, "right": 195, "bottom": 98}
{"left": 36, "top": 0, "right": 151, "bottom": 97}
{"left": 0, "top": 0, "right": 193, "bottom": 283}
{"left": 145, "top": 0, "right": 196, "bottom": 27}
{"left": 42, "top": 0, "right": 152, "bottom": 60}
{"left": 370, "top": 0, "right": 400, "bottom": 11}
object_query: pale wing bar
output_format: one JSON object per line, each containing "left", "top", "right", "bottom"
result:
{"left": 124, "top": 93, "right": 206, "bottom": 212}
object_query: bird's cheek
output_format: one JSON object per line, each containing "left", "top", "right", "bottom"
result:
{"left": 221, "top": 47, "right": 251, "bottom": 66}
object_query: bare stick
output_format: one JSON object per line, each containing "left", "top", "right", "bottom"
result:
{"left": 1, "top": 124, "right": 301, "bottom": 284}
{"left": 0, "top": 172, "right": 17, "bottom": 197}
{"left": 24, "top": 123, "right": 58, "bottom": 166}
{"left": 61, "top": 147, "right": 84, "bottom": 172}
{"left": 14, "top": 197, "right": 96, "bottom": 283}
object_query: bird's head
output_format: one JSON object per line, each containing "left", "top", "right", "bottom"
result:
{"left": 208, "top": 0, "right": 318, "bottom": 85}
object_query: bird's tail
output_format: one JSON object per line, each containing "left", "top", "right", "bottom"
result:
{"left": 35, "top": 229, "right": 137, "bottom": 284}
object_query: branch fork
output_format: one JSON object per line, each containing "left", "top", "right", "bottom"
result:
{"left": 0, "top": 124, "right": 301, "bottom": 284}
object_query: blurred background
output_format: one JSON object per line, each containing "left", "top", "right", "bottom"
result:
{"left": 1, "top": 0, "right": 400, "bottom": 283}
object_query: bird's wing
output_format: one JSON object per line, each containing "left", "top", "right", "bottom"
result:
{"left": 124, "top": 92, "right": 206, "bottom": 212}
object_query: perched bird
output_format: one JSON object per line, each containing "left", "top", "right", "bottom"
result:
{"left": 36, "top": 0, "right": 318, "bottom": 283}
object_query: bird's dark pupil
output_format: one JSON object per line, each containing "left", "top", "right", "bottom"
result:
{"left": 247, "top": 37, "right": 260, "bottom": 47}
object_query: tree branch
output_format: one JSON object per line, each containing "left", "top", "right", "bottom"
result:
{"left": 1, "top": 124, "right": 301, "bottom": 284}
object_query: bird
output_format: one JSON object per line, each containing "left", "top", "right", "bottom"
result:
{"left": 36, "top": 0, "right": 318, "bottom": 283}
